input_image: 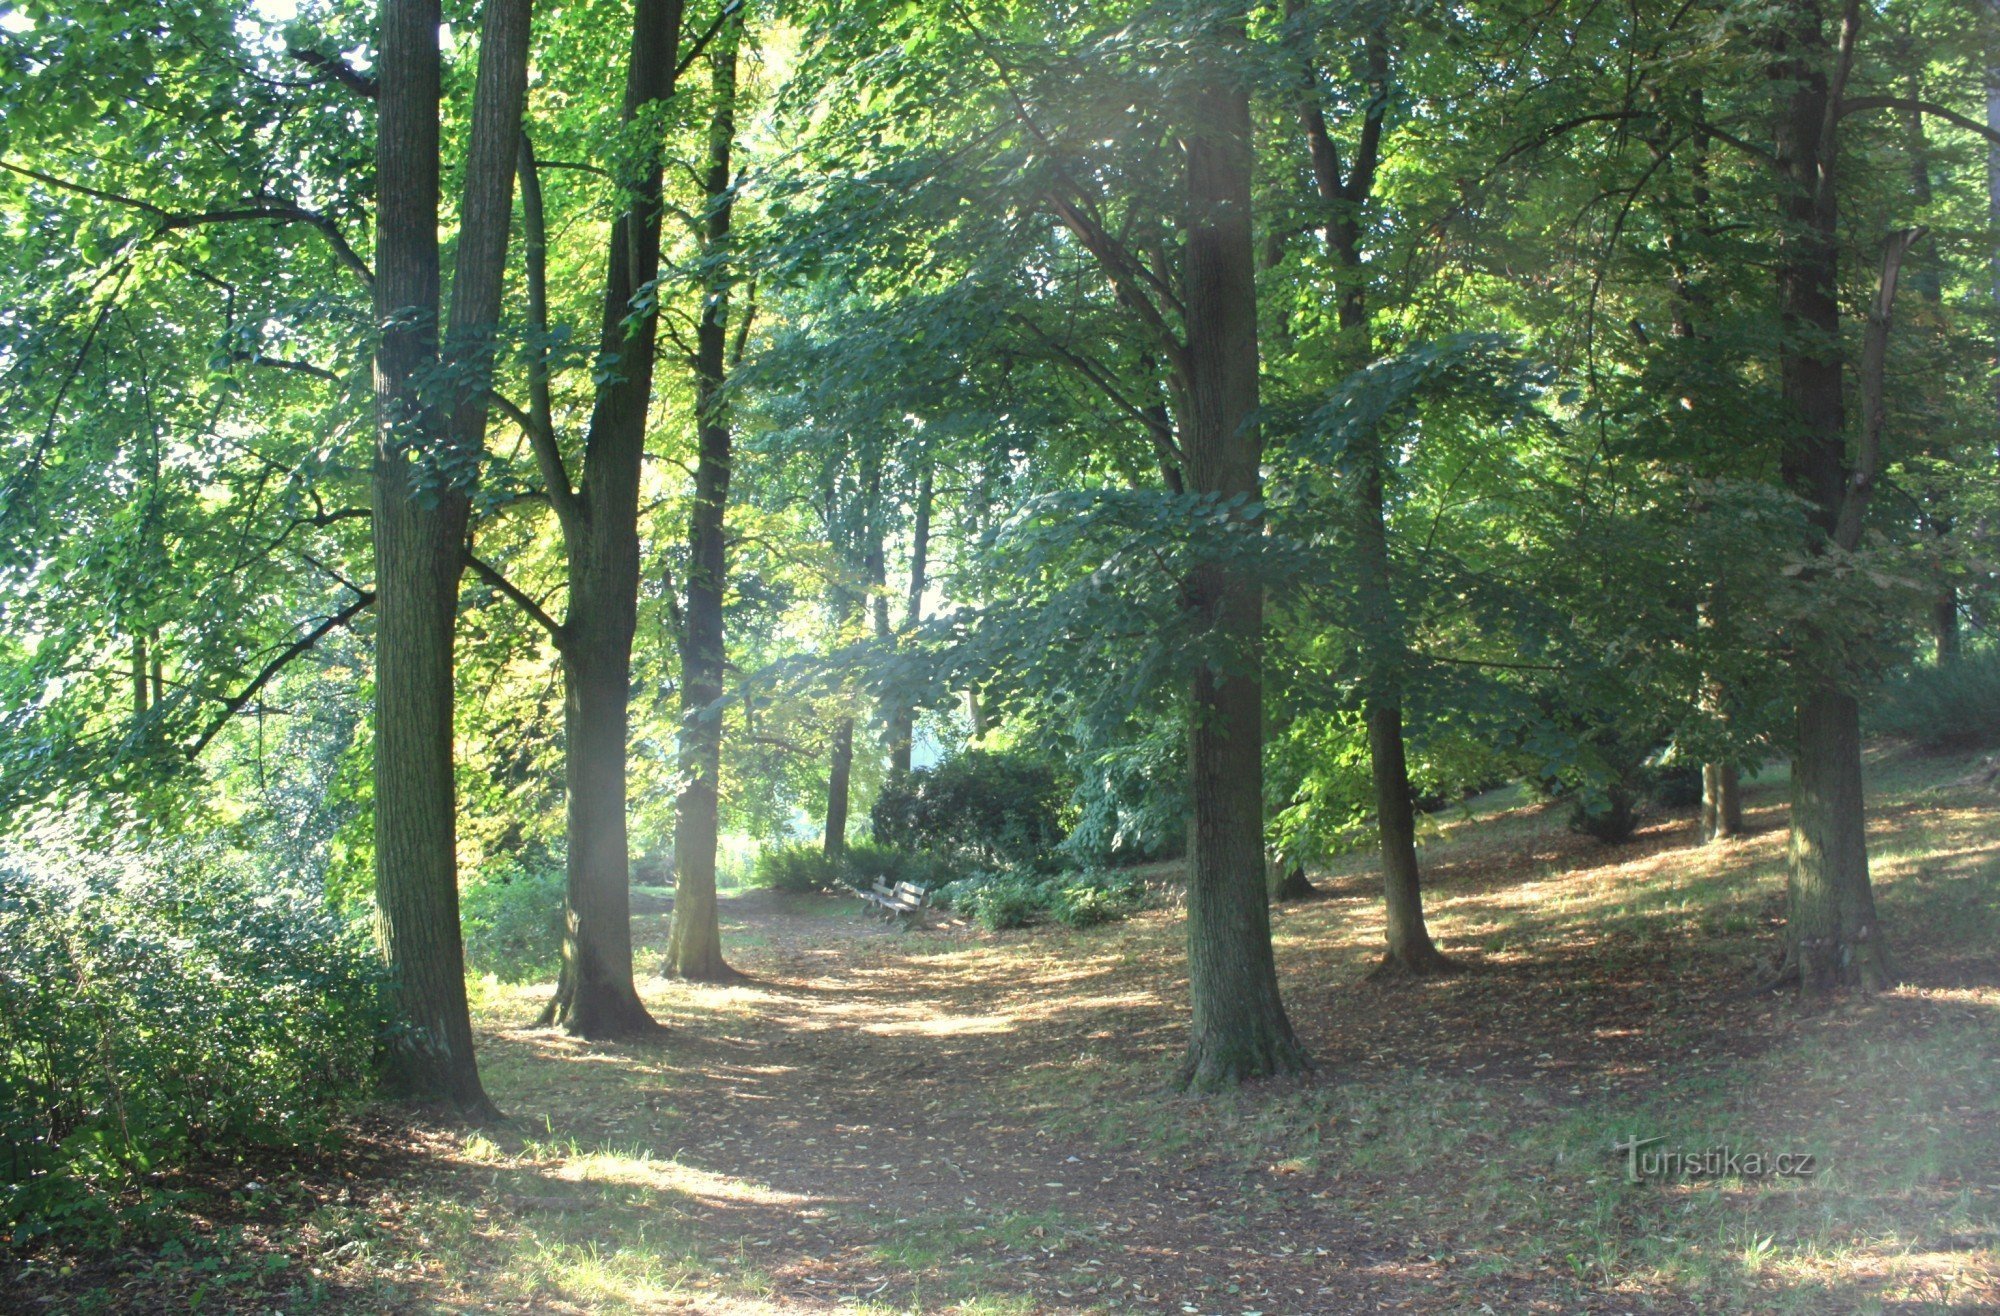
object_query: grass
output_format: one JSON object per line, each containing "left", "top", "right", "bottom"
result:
{"left": 32, "top": 744, "right": 2000, "bottom": 1313}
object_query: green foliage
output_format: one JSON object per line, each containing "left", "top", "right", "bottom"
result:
{"left": 752, "top": 843, "right": 843, "bottom": 894}
{"left": 870, "top": 751, "right": 1069, "bottom": 871}
{"left": 0, "top": 843, "right": 383, "bottom": 1248}
{"left": 1871, "top": 650, "right": 2000, "bottom": 751}
{"left": 935, "top": 866, "right": 1145, "bottom": 932}
{"left": 751, "top": 839, "right": 954, "bottom": 896}
{"left": 459, "top": 854, "right": 566, "bottom": 984}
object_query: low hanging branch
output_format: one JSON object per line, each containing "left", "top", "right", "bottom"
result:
{"left": 188, "top": 590, "right": 376, "bottom": 757}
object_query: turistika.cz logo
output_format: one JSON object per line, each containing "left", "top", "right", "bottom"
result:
{"left": 1612, "top": 1135, "right": 1817, "bottom": 1184}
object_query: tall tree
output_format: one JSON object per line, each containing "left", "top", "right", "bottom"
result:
{"left": 1767, "top": 0, "right": 1892, "bottom": 994}
{"left": 1177, "top": 5, "right": 1308, "bottom": 1090}
{"left": 521, "top": 0, "right": 687, "bottom": 1037}
{"left": 666, "top": 3, "right": 745, "bottom": 982}
{"left": 1291, "top": 7, "right": 1449, "bottom": 974}
{"left": 371, "top": 0, "right": 531, "bottom": 1111}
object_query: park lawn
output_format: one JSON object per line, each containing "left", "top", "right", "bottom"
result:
{"left": 26, "top": 744, "right": 2000, "bottom": 1314}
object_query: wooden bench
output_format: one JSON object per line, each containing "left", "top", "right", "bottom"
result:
{"left": 860, "top": 879, "right": 928, "bottom": 921}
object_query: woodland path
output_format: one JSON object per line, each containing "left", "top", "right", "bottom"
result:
{"left": 466, "top": 855, "right": 1776, "bottom": 1315}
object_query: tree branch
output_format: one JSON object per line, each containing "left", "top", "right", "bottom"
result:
{"left": 675, "top": 0, "right": 745, "bottom": 81}
{"left": 1839, "top": 96, "right": 2000, "bottom": 146}
{"left": 466, "top": 550, "right": 569, "bottom": 646}
{"left": 288, "top": 45, "right": 380, "bottom": 98}
{"left": 189, "top": 591, "right": 375, "bottom": 756}
{"left": 1835, "top": 227, "right": 1925, "bottom": 551}
{"left": 0, "top": 160, "right": 375, "bottom": 288}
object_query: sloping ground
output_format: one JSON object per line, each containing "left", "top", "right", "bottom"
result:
{"left": 29, "top": 747, "right": 2000, "bottom": 1314}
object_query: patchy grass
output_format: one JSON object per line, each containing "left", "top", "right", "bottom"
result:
{"left": 26, "top": 747, "right": 2000, "bottom": 1313}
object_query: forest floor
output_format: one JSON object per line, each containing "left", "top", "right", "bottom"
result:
{"left": 27, "top": 746, "right": 2000, "bottom": 1315}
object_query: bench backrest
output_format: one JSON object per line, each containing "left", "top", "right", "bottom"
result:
{"left": 893, "top": 881, "right": 927, "bottom": 905}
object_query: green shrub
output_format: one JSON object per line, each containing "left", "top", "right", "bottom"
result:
{"left": 839, "top": 841, "right": 957, "bottom": 892}
{"left": 1872, "top": 650, "right": 2000, "bottom": 750}
{"left": 752, "top": 843, "right": 842, "bottom": 894}
{"left": 460, "top": 855, "right": 566, "bottom": 982}
{"left": 935, "top": 866, "right": 1145, "bottom": 932}
{"left": 0, "top": 846, "right": 384, "bottom": 1248}
{"left": 1567, "top": 785, "right": 1639, "bottom": 844}
{"left": 871, "top": 750, "right": 1069, "bottom": 870}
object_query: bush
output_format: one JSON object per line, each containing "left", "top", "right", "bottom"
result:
{"left": 838, "top": 841, "right": 956, "bottom": 893}
{"left": 935, "top": 866, "right": 1145, "bottom": 932}
{"left": 1639, "top": 762, "right": 1704, "bottom": 809}
{"left": 1567, "top": 785, "right": 1639, "bottom": 844}
{"left": 751, "top": 841, "right": 955, "bottom": 896}
{"left": 0, "top": 846, "right": 384, "bottom": 1248}
{"left": 871, "top": 750, "right": 1068, "bottom": 870}
{"left": 752, "top": 843, "right": 843, "bottom": 894}
{"left": 1872, "top": 650, "right": 2000, "bottom": 751}
{"left": 460, "top": 856, "right": 566, "bottom": 982}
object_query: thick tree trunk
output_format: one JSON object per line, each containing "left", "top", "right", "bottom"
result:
{"left": 1176, "top": 19, "right": 1307, "bottom": 1091}
{"left": 542, "top": 0, "right": 684, "bottom": 1037}
{"left": 667, "top": 14, "right": 742, "bottom": 983}
{"left": 1769, "top": 1, "right": 1891, "bottom": 994}
{"left": 1788, "top": 684, "right": 1892, "bottom": 991}
{"left": 366, "top": 0, "right": 525, "bottom": 1117}
{"left": 550, "top": 590, "right": 657, "bottom": 1035}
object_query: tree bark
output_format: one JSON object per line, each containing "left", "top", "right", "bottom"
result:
{"left": 1988, "top": 0, "right": 2000, "bottom": 431}
{"left": 541, "top": 0, "right": 684, "bottom": 1038}
{"left": 1768, "top": 0, "right": 1893, "bottom": 995}
{"left": 667, "top": 10, "right": 742, "bottom": 983}
{"left": 823, "top": 714, "right": 853, "bottom": 859}
{"left": 1176, "top": 14, "right": 1307, "bottom": 1091}
{"left": 1701, "top": 763, "right": 1743, "bottom": 842}
{"left": 369, "top": 0, "right": 515, "bottom": 1116}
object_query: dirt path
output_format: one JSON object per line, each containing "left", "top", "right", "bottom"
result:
{"left": 464, "top": 883, "right": 1707, "bottom": 1314}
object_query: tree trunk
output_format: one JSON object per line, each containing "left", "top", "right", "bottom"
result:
{"left": 1701, "top": 763, "right": 1743, "bottom": 842}
{"left": 1176, "top": 16, "right": 1307, "bottom": 1091}
{"left": 1897, "top": 64, "right": 1958, "bottom": 663}
{"left": 541, "top": 0, "right": 684, "bottom": 1037}
{"left": 667, "top": 12, "right": 742, "bottom": 983}
{"left": 1788, "top": 684, "right": 1892, "bottom": 991}
{"left": 824, "top": 715, "right": 853, "bottom": 859}
{"left": 1697, "top": 594, "right": 1743, "bottom": 842}
{"left": 1274, "top": 864, "right": 1321, "bottom": 902}
{"left": 551, "top": 592, "right": 657, "bottom": 1035}
{"left": 1988, "top": 0, "right": 2000, "bottom": 430}
{"left": 1366, "top": 698, "right": 1451, "bottom": 973}
{"left": 131, "top": 633, "right": 149, "bottom": 719}
{"left": 1933, "top": 592, "right": 1961, "bottom": 663}
{"left": 887, "top": 461, "right": 932, "bottom": 776}
{"left": 369, "top": 0, "right": 490, "bottom": 1115}
{"left": 1295, "top": 19, "right": 1447, "bottom": 975}
{"left": 1769, "top": 0, "right": 1891, "bottom": 994}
